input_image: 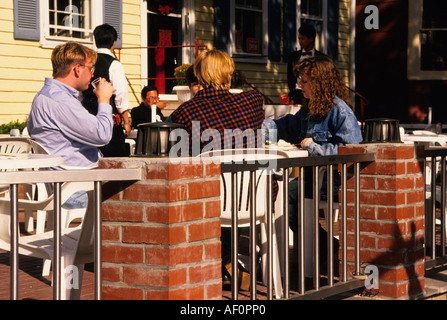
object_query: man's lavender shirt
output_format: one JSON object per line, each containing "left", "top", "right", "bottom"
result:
{"left": 27, "top": 78, "right": 113, "bottom": 168}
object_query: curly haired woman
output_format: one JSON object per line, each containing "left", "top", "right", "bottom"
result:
{"left": 263, "top": 55, "right": 362, "bottom": 281}
{"left": 265, "top": 55, "right": 362, "bottom": 155}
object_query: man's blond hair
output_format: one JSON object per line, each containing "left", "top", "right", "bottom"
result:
{"left": 51, "top": 41, "right": 97, "bottom": 78}
{"left": 193, "top": 49, "right": 234, "bottom": 90}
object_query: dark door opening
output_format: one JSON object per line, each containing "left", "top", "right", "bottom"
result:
{"left": 148, "top": 0, "right": 183, "bottom": 94}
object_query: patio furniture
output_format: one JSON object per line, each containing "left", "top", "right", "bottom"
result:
{"left": 0, "top": 181, "right": 95, "bottom": 299}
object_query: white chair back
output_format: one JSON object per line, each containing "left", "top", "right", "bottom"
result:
{"left": 199, "top": 148, "right": 287, "bottom": 227}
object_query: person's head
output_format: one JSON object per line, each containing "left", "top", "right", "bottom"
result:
{"left": 141, "top": 85, "right": 159, "bottom": 107}
{"left": 298, "top": 23, "right": 316, "bottom": 52}
{"left": 93, "top": 24, "right": 118, "bottom": 49}
{"left": 295, "top": 55, "right": 351, "bottom": 119}
{"left": 51, "top": 41, "right": 97, "bottom": 90}
{"left": 193, "top": 49, "right": 235, "bottom": 90}
{"left": 186, "top": 65, "right": 203, "bottom": 96}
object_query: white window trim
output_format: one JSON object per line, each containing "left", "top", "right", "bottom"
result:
{"left": 39, "top": 0, "right": 103, "bottom": 49}
{"left": 408, "top": 0, "right": 447, "bottom": 80}
{"left": 297, "top": 0, "right": 328, "bottom": 54}
{"left": 230, "top": 0, "right": 268, "bottom": 64}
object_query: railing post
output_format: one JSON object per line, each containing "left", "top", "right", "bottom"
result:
{"left": 339, "top": 144, "right": 426, "bottom": 299}
{"left": 99, "top": 158, "right": 222, "bottom": 300}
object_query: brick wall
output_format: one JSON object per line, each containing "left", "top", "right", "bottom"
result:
{"left": 339, "top": 143, "right": 426, "bottom": 299}
{"left": 98, "top": 157, "right": 222, "bottom": 300}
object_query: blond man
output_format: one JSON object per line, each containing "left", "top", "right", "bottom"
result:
{"left": 27, "top": 41, "right": 114, "bottom": 167}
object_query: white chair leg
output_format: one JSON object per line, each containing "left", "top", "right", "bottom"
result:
{"left": 260, "top": 220, "right": 284, "bottom": 299}
{"left": 57, "top": 255, "right": 84, "bottom": 300}
{"left": 36, "top": 210, "right": 46, "bottom": 234}
{"left": 42, "top": 259, "right": 51, "bottom": 277}
{"left": 304, "top": 199, "right": 314, "bottom": 278}
{"left": 271, "top": 218, "right": 284, "bottom": 299}
{"left": 23, "top": 184, "right": 35, "bottom": 233}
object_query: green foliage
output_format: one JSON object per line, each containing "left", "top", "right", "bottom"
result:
{"left": 231, "top": 70, "right": 246, "bottom": 89}
{"left": 174, "top": 64, "right": 192, "bottom": 86}
{"left": 0, "top": 119, "right": 27, "bottom": 134}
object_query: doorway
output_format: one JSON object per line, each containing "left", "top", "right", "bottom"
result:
{"left": 148, "top": 0, "right": 184, "bottom": 94}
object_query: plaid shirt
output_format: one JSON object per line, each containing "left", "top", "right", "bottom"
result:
{"left": 170, "top": 87, "right": 264, "bottom": 155}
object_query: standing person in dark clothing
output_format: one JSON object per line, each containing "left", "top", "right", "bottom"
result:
{"left": 130, "top": 85, "right": 166, "bottom": 128}
{"left": 82, "top": 23, "right": 131, "bottom": 157}
{"left": 287, "top": 23, "right": 324, "bottom": 105}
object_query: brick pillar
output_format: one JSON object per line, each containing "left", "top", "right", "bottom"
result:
{"left": 339, "top": 143, "right": 426, "bottom": 299}
{"left": 98, "top": 157, "right": 222, "bottom": 300}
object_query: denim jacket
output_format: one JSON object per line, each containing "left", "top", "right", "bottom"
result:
{"left": 265, "top": 97, "right": 363, "bottom": 156}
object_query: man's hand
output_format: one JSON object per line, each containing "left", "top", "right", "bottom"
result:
{"left": 93, "top": 78, "right": 114, "bottom": 104}
{"left": 123, "top": 122, "right": 131, "bottom": 136}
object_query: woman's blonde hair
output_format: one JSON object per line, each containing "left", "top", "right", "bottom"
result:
{"left": 51, "top": 41, "right": 97, "bottom": 78}
{"left": 193, "top": 49, "right": 234, "bottom": 90}
{"left": 294, "top": 55, "right": 351, "bottom": 119}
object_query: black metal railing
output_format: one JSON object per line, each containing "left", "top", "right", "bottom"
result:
{"left": 219, "top": 151, "right": 376, "bottom": 300}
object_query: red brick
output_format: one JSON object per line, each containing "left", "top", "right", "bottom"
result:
{"left": 102, "top": 202, "right": 144, "bottom": 222}
{"left": 102, "top": 224, "right": 120, "bottom": 242}
{"left": 205, "top": 241, "right": 222, "bottom": 260}
{"left": 205, "top": 281, "right": 223, "bottom": 300}
{"left": 123, "top": 183, "right": 170, "bottom": 201}
{"left": 406, "top": 160, "right": 425, "bottom": 174}
{"left": 123, "top": 225, "right": 187, "bottom": 244}
{"left": 188, "top": 180, "right": 220, "bottom": 199}
{"left": 147, "top": 202, "right": 204, "bottom": 224}
{"left": 102, "top": 285, "right": 144, "bottom": 300}
{"left": 169, "top": 163, "right": 204, "bottom": 180}
{"left": 145, "top": 245, "right": 205, "bottom": 266}
{"left": 360, "top": 190, "right": 406, "bottom": 206}
{"left": 406, "top": 190, "right": 425, "bottom": 205}
{"left": 188, "top": 219, "right": 221, "bottom": 242}
{"left": 146, "top": 163, "right": 169, "bottom": 180}
{"left": 123, "top": 266, "right": 186, "bottom": 287}
{"left": 168, "top": 285, "right": 205, "bottom": 300}
{"left": 169, "top": 183, "right": 188, "bottom": 201}
{"left": 377, "top": 146, "right": 415, "bottom": 160}
{"left": 102, "top": 245, "right": 144, "bottom": 264}
{"left": 189, "top": 262, "right": 221, "bottom": 283}
{"left": 102, "top": 266, "right": 120, "bottom": 282}
{"left": 205, "top": 200, "right": 221, "bottom": 218}
{"left": 203, "top": 162, "right": 221, "bottom": 177}
{"left": 377, "top": 206, "right": 415, "bottom": 220}
{"left": 339, "top": 145, "right": 368, "bottom": 154}
{"left": 361, "top": 220, "right": 407, "bottom": 236}
{"left": 378, "top": 282, "right": 409, "bottom": 299}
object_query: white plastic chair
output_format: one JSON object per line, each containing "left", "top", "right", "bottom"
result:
{"left": 0, "top": 182, "right": 95, "bottom": 300}
{"left": 199, "top": 148, "right": 287, "bottom": 299}
{"left": 28, "top": 139, "right": 92, "bottom": 234}
{"left": 0, "top": 137, "right": 35, "bottom": 193}
{"left": 317, "top": 166, "right": 340, "bottom": 224}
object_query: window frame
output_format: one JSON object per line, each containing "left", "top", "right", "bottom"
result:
{"left": 229, "top": 0, "right": 269, "bottom": 64}
{"left": 408, "top": 0, "right": 447, "bottom": 80}
{"left": 297, "top": 0, "right": 328, "bottom": 54}
{"left": 39, "top": 0, "right": 102, "bottom": 48}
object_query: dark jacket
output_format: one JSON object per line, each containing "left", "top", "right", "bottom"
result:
{"left": 131, "top": 103, "right": 166, "bottom": 129}
{"left": 287, "top": 49, "right": 324, "bottom": 105}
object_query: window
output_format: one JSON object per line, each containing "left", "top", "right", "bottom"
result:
{"left": 299, "top": 0, "right": 327, "bottom": 53}
{"left": 231, "top": 0, "right": 268, "bottom": 62}
{"left": 234, "top": 0, "right": 263, "bottom": 55}
{"left": 48, "top": 0, "right": 91, "bottom": 40}
{"left": 14, "top": 0, "right": 121, "bottom": 48}
{"left": 408, "top": 0, "right": 447, "bottom": 79}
